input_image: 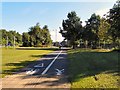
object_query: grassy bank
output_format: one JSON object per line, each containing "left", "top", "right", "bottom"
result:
{"left": 1, "top": 47, "right": 58, "bottom": 77}
{"left": 68, "top": 48, "right": 119, "bottom": 88}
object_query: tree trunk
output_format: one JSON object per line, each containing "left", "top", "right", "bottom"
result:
{"left": 73, "top": 44, "right": 77, "bottom": 49}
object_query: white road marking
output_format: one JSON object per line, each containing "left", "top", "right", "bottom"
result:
{"left": 26, "top": 69, "right": 39, "bottom": 75}
{"left": 34, "top": 63, "right": 44, "bottom": 68}
{"left": 55, "top": 68, "right": 64, "bottom": 75}
{"left": 41, "top": 50, "right": 62, "bottom": 75}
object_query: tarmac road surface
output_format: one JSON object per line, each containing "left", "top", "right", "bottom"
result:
{"left": 1, "top": 49, "right": 70, "bottom": 89}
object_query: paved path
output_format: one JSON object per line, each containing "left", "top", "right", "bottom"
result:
{"left": 1, "top": 50, "right": 70, "bottom": 89}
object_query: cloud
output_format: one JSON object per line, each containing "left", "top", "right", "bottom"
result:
{"left": 50, "top": 30, "right": 64, "bottom": 42}
{"left": 95, "top": 8, "right": 110, "bottom": 17}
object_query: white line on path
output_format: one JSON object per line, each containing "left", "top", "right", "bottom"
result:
{"left": 34, "top": 63, "right": 44, "bottom": 68}
{"left": 41, "top": 50, "right": 62, "bottom": 75}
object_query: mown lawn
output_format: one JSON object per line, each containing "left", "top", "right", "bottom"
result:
{"left": 1, "top": 47, "right": 58, "bottom": 77}
{"left": 68, "top": 48, "right": 119, "bottom": 88}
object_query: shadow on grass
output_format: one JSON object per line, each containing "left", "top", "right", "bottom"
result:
{"left": 2, "top": 60, "right": 36, "bottom": 75}
{"left": 31, "top": 54, "right": 58, "bottom": 58}
{"left": 2, "top": 50, "right": 69, "bottom": 87}
{"left": 68, "top": 49, "right": 119, "bottom": 83}
{"left": 30, "top": 55, "right": 45, "bottom": 58}
{"left": 2, "top": 54, "right": 54, "bottom": 76}
{"left": 2, "top": 49, "right": 68, "bottom": 77}
{"left": 16, "top": 47, "right": 59, "bottom": 51}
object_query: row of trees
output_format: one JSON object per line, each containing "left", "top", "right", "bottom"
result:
{"left": 0, "top": 29, "right": 22, "bottom": 46}
{"left": 60, "top": 0, "right": 120, "bottom": 49}
{"left": 22, "top": 23, "right": 52, "bottom": 47}
{"left": 0, "top": 23, "right": 52, "bottom": 47}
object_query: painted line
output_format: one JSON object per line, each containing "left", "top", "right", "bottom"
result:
{"left": 34, "top": 63, "right": 44, "bottom": 68}
{"left": 41, "top": 50, "right": 62, "bottom": 75}
{"left": 26, "top": 69, "right": 39, "bottom": 75}
{"left": 55, "top": 68, "right": 64, "bottom": 75}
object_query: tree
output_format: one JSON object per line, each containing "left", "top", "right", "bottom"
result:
{"left": 23, "top": 23, "right": 52, "bottom": 47}
{"left": 15, "top": 32, "right": 22, "bottom": 44}
{"left": 83, "top": 13, "right": 100, "bottom": 48}
{"left": 1, "top": 29, "right": 8, "bottom": 45}
{"left": 22, "top": 32, "right": 30, "bottom": 47}
{"left": 42, "top": 25, "right": 52, "bottom": 45}
{"left": 107, "top": 0, "right": 120, "bottom": 46}
{"left": 98, "top": 18, "right": 111, "bottom": 42}
{"left": 60, "top": 11, "right": 83, "bottom": 49}
{"left": 28, "top": 23, "right": 43, "bottom": 46}
{"left": 0, "top": 29, "right": 22, "bottom": 46}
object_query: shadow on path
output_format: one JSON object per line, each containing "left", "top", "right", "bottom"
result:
{"left": 2, "top": 50, "right": 70, "bottom": 88}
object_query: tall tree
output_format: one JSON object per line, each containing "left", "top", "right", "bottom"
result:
{"left": 83, "top": 13, "right": 100, "bottom": 48}
{"left": 107, "top": 0, "right": 120, "bottom": 45}
{"left": 28, "top": 23, "right": 43, "bottom": 46}
{"left": 0, "top": 29, "right": 22, "bottom": 46}
{"left": 1, "top": 29, "right": 7, "bottom": 45}
{"left": 23, "top": 23, "right": 52, "bottom": 47}
{"left": 42, "top": 25, "right": 52, "bottom": 45}
{"left": 22, "top": 32, "right": 30, "bottom": 47}
{"left": 98, "top": 18, "right": 111, "bottom": 42}
{"left": 60, "top": 11, "right": 83, "bottom": 49}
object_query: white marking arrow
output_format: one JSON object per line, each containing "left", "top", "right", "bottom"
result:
{"left": 34, "top": 63, "right": 44, "bottom": 68}
{"left": 26, "top": 69, "right": 39, "bottom": 75}
{"left": 41, "top": 50, "right": 62, "bottom": 75}
{"left": 55, "top": 68, "right": 64, "bottom": 75}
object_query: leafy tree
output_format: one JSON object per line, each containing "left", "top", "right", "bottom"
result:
{"left": 1, "top": 29, "right": 8, "bottom": 45}
{"left": 28, "top": 23, "right": 43, "bottom": 46}
{"left": 42, "top": 25, "right": 52, "bottom": 45}
{"left": 22, "top": 32, "right": 30, "bottom": 47}
{"left": 60, "top": 11, "right": 83, "bottom": 49}
{"left": 98, "top": 18, "right": 111, "bottom": 42}
{"left": 23, "top": 23, "right": 52, "bottom": 47}
{"left": 107, "top": 0, "right": 120, "bottom": 46}
{"left": 15, "top": 32, "right": 22, "bottom": 44}
{"left": 43, "top": 25, "right": 48, "bottom": 30}
{"left": 0, "top": 29, "right": 22, "bottom": 46}
{"left": 83, "top": 13, "right": 100, "bottom": 48}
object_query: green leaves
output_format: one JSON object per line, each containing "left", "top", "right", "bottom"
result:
{"left": 107, "top": 0, "right": 120, "bottom": 42}
{"left": 60, "top": 11, "right": 83, "bottom": 48}
{"left": 0, "top": 29, "right": 22, "bottom": 45}
{"left": 83, "top": 13, "right": 100, "bottom": 44}
{"left": 22, "top": 23, "right": 52, "bottom": 47}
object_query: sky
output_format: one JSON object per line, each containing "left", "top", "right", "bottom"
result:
{"left": 1, "top": 1, "right": 116, "bottom": 42}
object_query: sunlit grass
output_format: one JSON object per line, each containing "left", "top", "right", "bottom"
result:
{"left": 68, "top": 48, "right": 119, "bottom": 88}
{"left": 1, "top": 47, "right": 57, "bottom": 77}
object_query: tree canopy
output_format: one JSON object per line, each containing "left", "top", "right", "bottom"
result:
{"left": 107, "top": 0, "right": 120, "bottom": 43}
{"left": 1, "top": 0, "right": 119, "bottom": 49}
{"left": 0, "top": 23, "right": 52, "bottom": 47}
{"left": 59, "top": 1, "right": 120, "bottom": 49}
{"left": 60, "top": 11, "right": 83, "bottom": 48}
{"left": 0, "top": 29, "right": 22, "bottom": 46}
{"left": 22, "top": 23, "right": 52, "bottom": 47}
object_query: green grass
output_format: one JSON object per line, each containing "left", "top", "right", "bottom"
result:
{"left": 68, "top": 48, "right": 119, "bottom": 88}
{"left": 1, "top": 47, "right": 58, "bottom": 77}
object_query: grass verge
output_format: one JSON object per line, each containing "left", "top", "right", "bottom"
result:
{"left": 67, "top": 48, "right": 119, "bottom": 88}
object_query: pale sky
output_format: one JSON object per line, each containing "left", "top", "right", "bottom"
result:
{"left": 1, "top": 1, "right": 116, "bottom": 42}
